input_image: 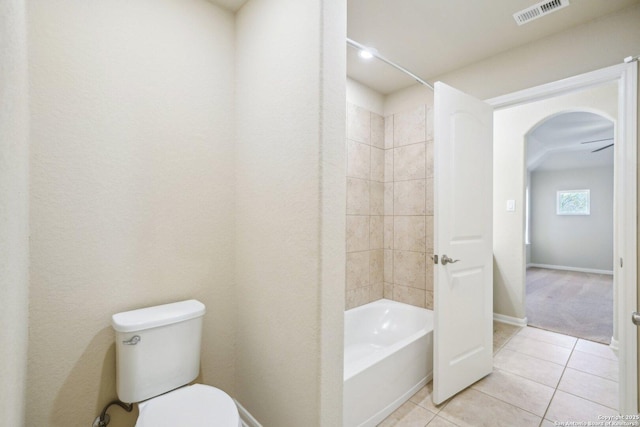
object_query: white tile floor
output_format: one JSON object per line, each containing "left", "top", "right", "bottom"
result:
{"left": 378, "top": 323, "right": 624, "bottom": 427}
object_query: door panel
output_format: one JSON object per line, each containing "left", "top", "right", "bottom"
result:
{"left": 433, "top": 82, "right": 494, "bottom": 405}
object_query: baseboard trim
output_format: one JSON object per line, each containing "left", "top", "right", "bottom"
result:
{"left": 610, "top": 337, "right": 619, "bottom": 357}
{"left": 493, "top": 313, "right": 528, "bottom": 327}
{"left": 527, "top": 263, "right": 613, "bottom": 276}
{"left": 235, "top": 399, "right": 263, "bottom": 427}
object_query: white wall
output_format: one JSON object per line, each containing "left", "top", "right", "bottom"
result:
{"left": 27, "top": 1, "right": 236, "bottom": 425}
{"left": 0, "top": 0, "right": 29, "bottom": 425}
{"left": 235, "top": 0, "right": 345, "bottom": 425}
{"left": 530, "top": 166, "right": 614, "bottom": 271}
{"left": 492, "top": 83, "right": 617, "bottom": 319}
{"left": 347, "top": 77, "right": 384, "bottom": 115}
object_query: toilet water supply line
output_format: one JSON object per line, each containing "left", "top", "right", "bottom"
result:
{"left": 92, "top": 400, "right": 133, "bottom": 427}
{"left": 346, "top": 38, "right": 434, "bottom": 90}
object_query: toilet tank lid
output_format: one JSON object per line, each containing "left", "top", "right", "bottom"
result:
{"left": 112, "top": 299, "right": 205, "bottom": 333}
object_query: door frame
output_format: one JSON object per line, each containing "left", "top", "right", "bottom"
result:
{"left": 487, "top": 62, "right": 638, "bottom": 414}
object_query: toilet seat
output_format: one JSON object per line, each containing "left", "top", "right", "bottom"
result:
{"left": 136, "top": 384, "right": 241, "bottom": 427}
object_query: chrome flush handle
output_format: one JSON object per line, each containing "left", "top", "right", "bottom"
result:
{"left": 122, "top": 335, "right": 141, "bottom": 345}
{"left": 441, "top": 255, "right": 460, "bottom": 266}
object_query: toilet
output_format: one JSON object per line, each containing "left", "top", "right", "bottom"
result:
{"left": 112, "top": 299, "right": 241, "bottom": 427}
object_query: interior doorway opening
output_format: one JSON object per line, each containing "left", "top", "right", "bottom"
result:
{"left": 524, "top": 110, "right": 615, "bottom": 345}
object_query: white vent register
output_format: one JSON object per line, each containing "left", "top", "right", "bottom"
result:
{"left": 513, "top": 0, "right": 570, "bottom": 26}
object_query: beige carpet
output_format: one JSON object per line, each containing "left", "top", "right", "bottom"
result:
{"left": 526, "top": 267, "right": 613, "bottom": 344}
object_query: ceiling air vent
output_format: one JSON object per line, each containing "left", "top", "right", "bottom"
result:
{"left": 513, "top": 0, "right": 570, "bottom": 26}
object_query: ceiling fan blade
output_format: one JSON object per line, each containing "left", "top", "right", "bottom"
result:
{"left": 581, "top": 137, "right": 614, "bottom": 144}
{"left": 592, "top": 143, "right": 614, "bottom": 153}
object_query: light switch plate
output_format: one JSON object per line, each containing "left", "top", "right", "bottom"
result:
{"left": 506, "top": 200, "right": 516, "bottom": 212}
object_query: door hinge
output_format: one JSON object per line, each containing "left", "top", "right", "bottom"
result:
{"left": 620, "top": 257, "right": 624, "bottom": 268}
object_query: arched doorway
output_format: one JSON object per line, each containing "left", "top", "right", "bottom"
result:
{"left": 524, "top": 110, "right": 615, "bottom": 344}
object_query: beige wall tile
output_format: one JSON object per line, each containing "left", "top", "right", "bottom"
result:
{"left": 370, "top": 181, "right": 384, "bottom": 216}
{"left": 347, "top": 103, "right": 370, "bottom": 144}
{"left": 370, "top": 281, "right": 384, "bottom": 301}
{"left": 383, "top": 216, "right": 394, "bottom": 250}
{"left": 394, "top": 179, "right": 426, "bottom": 215}
{"left": 384, "top": 183, "right": 394, "bottom": 215}
{"left": 346, "top": 287, "right": 370, "bottom": 310}
{"left": 425, "top": 177, "right": 434, "bottom": 216}
{"left": 347, "top": 139, "right": 370, "bottom": 179}
{"left": 346, "top": 215, "right": 369, "bottom": 252}
{"left": 384, "top": 249, "right": 393, "bottom": 283}
{"left": 384, "top": 115, "right": 394, "bottom": 149}
{"left": 393, "top": 105, "right": 426, "bottom": 147}
{"left": 425, "top": 290, "right": 433, "bottom": 310}
{"left": 370, "top": 215, "right": 383, "bottom": 249}
{"left": 346, "top": 251, "right": 369, "bottom": 290}
{"left": 393, "top": 285, "right": 426, "bottom": 308}
{"left": 346, "top": 177, "right": 369, "bottom": 215}
{"left": 370, "top": 249, "right": 384, "bottom": 285}
{"left": 370, "top": 147, "right": 385, "bottom": 182}
{"left": 384, "top": 149, "right": 394, "bottom": 183}
{"left": 426, "top": 141, "right": 434, "bottom": 178}
{"left": 394, "top": 250, "right": 427, "bottom": 289}
{"left": 394, "top": 216, "right": 426, "bottom": 252}
{"left": 426, "top": 106, "right": 434, "bottom": 141}
{"left": 384, "top": 282, "right": 393, "bottom": 299}
{"left": 371, "top": 113, "right": 384, "bottom": 149}
{"left": 425, "top": 215, "right": 434, "bottom": 252}
{"left": 394, "top": 142, "right": 426, "bottom": 181}
{"left": 425, "top": 253, "right": 434, "bottom": 291}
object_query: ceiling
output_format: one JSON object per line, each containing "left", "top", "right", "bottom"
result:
{"left": 209, "top": 0, "right": 247, "bottom": 12}
{"left": 527, "top": 111, "right": 614, "bottom": 171}
{"left": 207, "top": 0, "right": 638, "bottom": 93}
{"left": 348, "top": 0, "right": 639, "bottom": 94}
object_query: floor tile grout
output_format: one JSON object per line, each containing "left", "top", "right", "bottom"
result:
{"left": 379, "top": 323, "right": 619, "bottom": 426}
{"left": 539, "top": 336, "right": 578, "bottom": 424}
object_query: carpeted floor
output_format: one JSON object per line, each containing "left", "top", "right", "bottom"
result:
{"left": 526, "top": 267, "right": 613, "bottom": 344}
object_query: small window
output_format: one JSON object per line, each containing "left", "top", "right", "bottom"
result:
{"left": 557, "top": 189, "right": 590, "bottom": 215}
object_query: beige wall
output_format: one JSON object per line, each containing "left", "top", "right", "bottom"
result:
{"left": 235, "top": 0, "right": 345, "bottom": 425}
{"left": 27, "top": 1, "right": 236, "bottom": 425}
{"left": 0, "top": 0, "right": 29, "bottom": 425}
{"left": 493, "top": 83, "right": 618, "bottom": 320}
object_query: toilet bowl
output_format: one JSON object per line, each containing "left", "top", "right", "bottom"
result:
{"left": 112, "top": 300, "right": 240, "bottom": 427}
{"left": 136, "top": 384, "right": 240, "bottom": 427}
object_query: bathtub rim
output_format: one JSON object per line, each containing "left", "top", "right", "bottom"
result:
{"left": 344, "top": 299, "right": 433, "bottom": 382}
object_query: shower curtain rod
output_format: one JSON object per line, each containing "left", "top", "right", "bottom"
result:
{"left": 347, "top": 38, "right": 434, "bottom": 90}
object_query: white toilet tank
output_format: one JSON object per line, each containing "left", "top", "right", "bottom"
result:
{"left": 112, "top": 299, "right": 206, "bottom": 403}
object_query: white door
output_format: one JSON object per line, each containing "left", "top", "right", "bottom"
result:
{"left": 433, "top": 82, "right": 494, "bottom": 405}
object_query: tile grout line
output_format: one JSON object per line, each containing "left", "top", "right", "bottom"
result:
{"left": 539, "top": 336, "right": 579, "bottom": 425}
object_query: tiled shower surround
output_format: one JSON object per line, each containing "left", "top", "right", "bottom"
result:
{"left": 346, "top": 102, "right": 434, "bottom": 310}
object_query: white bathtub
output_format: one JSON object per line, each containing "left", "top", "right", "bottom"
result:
{"left": 343, "top": 299, "right": 433, "bottom": 427}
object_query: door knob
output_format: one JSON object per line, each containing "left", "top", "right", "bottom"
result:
{"left": 441, "top": 255, "right": 460, "bottom": 266}
{"left": 632, "top": 312, "right": 640, "bottom": 326}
